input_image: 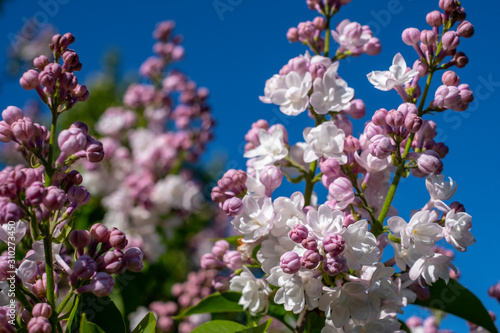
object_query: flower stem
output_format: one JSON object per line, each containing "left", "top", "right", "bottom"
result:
{"left": 376, "top": 72, "right": 435, "bottom": 228}
{"left": 45, "top": 111, "right": 58, "bottom": 186}
{"left": 294, "top": 308, "right": 311, "bottom": 333}
{"left": 57, "top": 289, "right": 75, "bottom": 314}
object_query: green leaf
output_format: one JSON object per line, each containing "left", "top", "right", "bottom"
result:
{"left": 191, "top": 320, "right": 247, "bottom": 333}
{"left": 131, "top": 312, "right": 156, "bottom": 333}
{"left": 80, "top": 314, "right": 106, "bottom": 333}
{"left": 175, "top": 292, "right": 243, "bottom": 319}
{"left": 78, "top": 293, "right": 127, "bottom": 333}
{"left": 415, "top": 279, "right": 498, "bottom": 333}
{"left": 211, "top": 235, "right": 241, "bottom": 246}
{"left": 237, "top": 318, "right": 272, "bottom": 333}
{"left": 64, "top": 295, "right": 80, "bottom": 333}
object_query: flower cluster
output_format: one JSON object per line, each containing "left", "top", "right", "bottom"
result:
{"left": 202, "top": 0, "right": 485, "bottom": 332}
{"left": 0, "top": 33, "right": 143, "bottom": 332}
{"left": 80, "top": 21, "right": 215, "bottom": 261}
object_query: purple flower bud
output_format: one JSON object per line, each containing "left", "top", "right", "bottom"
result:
{"left": 64, "top": 170, "right": 83, "bottom": 188}
{"left": 0, "top": 121, "right": 12, "bottom": 142}
{"left": 488, "top": 282, "right": 500, "bottom": 301}
{"left": 85, "top": 137, "right": 105, "bottom": 163}
{"left": 442, "top": 31, "right": 460, "bottom": 51}
{"left": 32, "top": 303, "right": 52, "bottom": 318}
{"left": 21, "top": 308, "right": 32, "bottom": 324}
{"left": 212, "top": 275, "right": 230, "bottom": 293}
{"left": 212, "top": 240, "right": 230, "bottom": 258}
{"left": 364, "top": 37, "right": 382, "bottom": 56}
{"left": 28, "top": 316, "right": 51, "bottom": 333}
{"left": 344, "top": 135, "right": 360, "bottom": 152}
{"left": 77, "top": 272, "right": 114, "bottom": 297}
{"left": 301, "top": 237, "right": 318, "bottom": 251}
{"left": 20, "top": 70, "right": 40, "bottom": 90}
{"left": 33, "top": 55, "right": 50, "bottom": 71}
{"left": 222, "top": 197, "right": 243, "bottom": 216}
{"left": 420, "top": 30, "right": 437, "bottom": 45}
{"left": 457, "top": 21, "right": 474, "bottom": 38}
{"left": 452, "top": 51, "right": 468, "bottom": 68}
{"left": 364, "top": 122, "right": 385, "bottom": 141}
{"left": 286, "top": 27, "right": 299, "bottom": 42}
{"left": 11, "top": 117, "right": 36, "bottom": 141}
{"left": 68, "top": 186, "right": 90, "bottom": 207}
{"left": 372, "top": 108, "right": 388, "bottom": 126}
{"left": 369, "top": 134, "right": 395, "bottom": 159}
{"left": 402, "top": 28, "right": 420, "bottom": 46}
{"left": 69, "top": 230, "right": 91, "bottom": 249}
{"left": 223, "top": 250, "right": 242, "bottom": 270}
{"left": 43, "top": 186, "right": 67, "bottom": 211}
{"left": 322, "top": 234, "right": 345, "bottom": 256}
{"left": 343, "top": 99, "right": 366, "bottom": 119}
{"left": 432, "top": 142, "right": 449, "bottom": 158}
{"left": 328, "top": 177, "right": 355, "bottom": 209}
{"left": 200, "top": 253, "right": 219, "bottom": 270}
{"left": 98, "top": 249, "right": 126, "bottom": 274}
{"left": 289, "top": 225, "right": 309, "bottom": 243}
{"left": 434, "top": 85, "right": 461, "bottom": 109}
{"left": 426, "top": 10, "right": 443, "bottom": 26}
{"left": 72, "top": 255, "right": 97, "bottom": 280}
{"left": 300, "top": 249, "right": 322, "bottom": 269}
{"left": 25, "top": 181, "right": 46, "bottom": 205}
{"left": 313, "top": 16, "right": 326, "bottom": 30}
{"left": 62, "top": 50, "right": 80, "bottom": 67}
{"left": 109, "top": 227, "right": 128, "bottom": 249}
{"left": 439, "top": 0, "right": 459, "bottom": 11}
{"left": 458, "top": 83, "right": 473, "bottom": 104}
{"left": 90, "top": 223, "right": 110, "bottom": 243}
{"left": 449, "top": 201, "right": 465, "bottom": 213}
{"left": 322, "top": 253, "right": 347, "bottom": 276}
{"left": 320, "top": 158, "right": 340, "bottom": 179}
{"left": 441, "top": 70, "right": 460, "bottom": 86}
{"left": 280, "top": 251, "right": 301, "bottom": 274}
{"left": 0, "top": 202, "right": 23, "bottom": 224}
{"left": 124, "top": 247, "right": 144, "bottom": 272}
{"left": 385, "top": 110, "right": 405, "bottom": 128}
{"left": 416, "top": 150, "right": 442, "bottom": 174}
{"left": 404, "top": 114, "right": 423, "bottom": 133}
{"left": 259, "top": 165, "right": 283, "bottom": 196}
{"left": 58, "top": 127, "right": 87, "bottom": 155}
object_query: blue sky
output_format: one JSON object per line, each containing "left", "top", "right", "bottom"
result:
{"left": 1, "top": 0, "right": 499, "bottom": 331}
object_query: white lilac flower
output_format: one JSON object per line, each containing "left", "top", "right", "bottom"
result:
{"left": 388, "top": 211, "right": 443, "bottom": 257}
{"left": 267, "top": 267, "right": 322, "bottom": 314}
{"left": 367, "top": 53, "right": 419, "bottom": 91}
{"left": 151, "top": 175, "right": 201, "bottom": 212}
{"left": 409, "top": 253, "right": 457, "bottom": 284}
{"left": 319, "top": 282, "right": 370, "bottom": 328}
{"left": 331, "top": 19, "right": 372, "bottom": 51}
{"left": 342, "top": 220, "right": 380, "bottom": 270}
{"left": 272, "top": 192, "right": 306, "bottom": 237}
{"left": 232, "top": 195, "right": 274, "bottom": 243}
{"left": 268, "top": 71, "right": 312, "bottom": 116}
{"left": 303, "top": 122, "right": 347, "bottom": 164}
{"left": 0, "top": 220, "right": 26, "bottom": 244}
{"left": 354, "top": 151, "right": 392, "bottom": 174}
{"left": 444, "top": 210, "right": 475, "bottom": 252}
{"left": 259, "top": 74, "right": 286, "bottom": 104}
{"left": 257, "top": 234, "right": 296, "bottom": 274}
{"left": 425, "top": 174, "right": 457, "bottom": 201}
{"left": 389, "top": 242, "right": 422, "bottom": 271}
{"left": 244, "top": 126, "right": 288, "bottom": 171}
{"left": 229, "top": 267, "right": 271, "bottom": 315}
{"left": 310, "top": 65, "right": 354, "bottom": 114}
{"left": 26, "top": 240, "right": 72, "bottom": 274}
{"left": 306, "top": 204, "right": 344, "bottom": 241}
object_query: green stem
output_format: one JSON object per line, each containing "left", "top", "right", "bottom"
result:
{"left": 57, "top": 289, "right": 75, "bottom": 314}
{"left": 324, "top": 15, "right": 331, "bottom": 58}
{"left": 43, "top": 236, "right": 56, "bottom": 311}
{"left": 294, "top": 308, "right": 311, "bottom": 333}
{"left": 376, "top": 72, "right": 435, "bottom": 228}
{"left": 304, "top": 160, "right": 317, "bottom": 207}
{"left": 45, "top": 112, "right": 58, "bottom": 186}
